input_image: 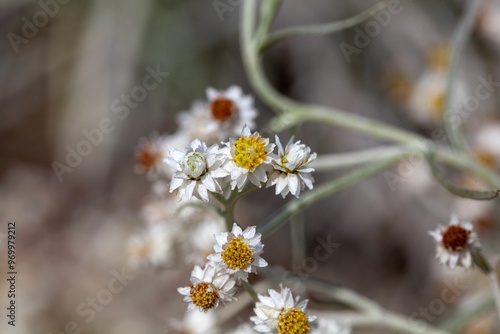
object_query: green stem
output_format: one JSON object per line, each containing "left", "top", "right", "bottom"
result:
{"left": 241, "top": 280, "right": 259, "bottom": 301}
{"left": 255, "top": 0, "right": 282, "bottom": 43}
{"left": 290, "top": 212, "right": 306, "bottom": 266}
{"left": 444, "top": 0, "right": 482, "bottom": 151}
{"left": 260, "top": 1, "right": 388, "bottom": 51}
{"left": 242, "top": 0, "right": 500, "bottom": 191}
{"left": 439, "top": 298, "right": 495, "bottom": 331}
{"left": 257, "top": 156, "right": 401, "bottom": 237}
{"left": 263, "top": 269, "right": 449, "bottom": 334}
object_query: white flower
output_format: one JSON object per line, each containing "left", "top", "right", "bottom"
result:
{"left": 408, "top": 71, "right": 447, "bottom": 125}
{"left": 127, "top": 223, "right": 176, "bottom": 268}
{"left": 177, "top": 86, "right": 258, "bottom": 145}
{"left": 178, "top": 264, "right": 237, "bottom": 312}
{"left": 206, "top": 86, "right": 258, "bottom": 137}
{"left": 223, "top": 125, "right": 275, "bottom": 190}
{"left": 312, "top": 317, "right": 351, "bottom": 334}
{"left": 134, "top": 133, "right": 171, "bottom": 179}
{"left": 208, "top": 223, "right": 267, "bottom": 281}
{"left": 167, "top": 139, "right": 229, "bottom": 202}
{"left": 474, "top": 122, "right": 500, "bottom": 169}
{"left": 228, "top": 323, "right": 257, "bottom": 334}
{"left": 187, "top": 216, "right": 226, "bottom": 266}
{"left": 251, "top": 285, "right": 316, "bottom": 333}
{"left": 167, "top": 309, "right": 218, "bottom": 334}
{"left": 267, "top": 136, "right": 316, "bottom": 198}
{"left": 428, "top": 215, "right": 480, "bottom": 269}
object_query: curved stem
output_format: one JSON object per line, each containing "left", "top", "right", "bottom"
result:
{"left": 242, "top": 0, "right": 500, "bottom": 189}
{"left": 444, "top": 0, "right": 482, "bottom": 151}
{"left": 241, "top": 280, "right": 259, "bottom": 301}
{"left": 257, "top": 156, "right": 402, "bottom": 237}
{"left": 261, "top": 1, "right": 388, "bottom": 51}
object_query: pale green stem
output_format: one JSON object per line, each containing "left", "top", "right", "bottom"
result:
{"left": 444, "top": 0, "right": 482, "bottom": 151}
{"left": 290, "top": 212, "right": 306, "bottom": 266}
{"left": 260, "top": 1, "right": 388, "bottom": 51}
{"left": 212, "top": 185, "right": 259, "bottom": 230}
{"left": 255, "top": 0, "right": 282, "bottom": 43}
{"left": 263, "top": 269, "right": 449, "bottom": 334}
{"left": 311, "top": 145, "right": 415, "bottom": 171}
{"left": 439, "top": 298, "right": 494, "bottom": 331}
{"left": 488, "top": 272, "right": 500, "bottom": 323}
{"left": 241, "top": 279, "right": 259, "bottom": 301}
{"left": 242, "top": 0, "right": 500, "bottom": 189}
{"left": 257, "top": 156, "right": 402, "bottom": 237}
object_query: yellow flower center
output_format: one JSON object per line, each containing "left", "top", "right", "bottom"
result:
{"left": 210, "top": 97, "right": 236, "bottom": 122}
{"left": 189, "top": 282, "right": 219, "bottom": 311}
{"left": 233, "top": 135, "right": 267, "bottom": 170}
{"left": 442, "top": 225, "right": 470, "bottom": 252}
{"left": 276, "top": 308, "right": 310, "bottom": 334}
{"left": 221, "top": 237, "right": 254, "bottom": 270}
{"left": 430, "top": 92, "right": 445, "bottom": 120}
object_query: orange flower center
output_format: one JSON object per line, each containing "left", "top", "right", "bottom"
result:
{"left": 210, "top": 97, "right": 236, "bottom": 122}
{"left": 442, "top": 225, "right": 470, "bottom": 252}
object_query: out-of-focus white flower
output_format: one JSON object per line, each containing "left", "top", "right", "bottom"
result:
{"left": 251, "top": 285, "right": 316, "bottom": 333}
{"left": 127, "top": 223, "right": 176, "bottom": 268}
{"left": 187, "top": 216, "right": 226, "bottom": 266}
{"left": 312, "top": 317, "right": 351, "bottom": 334}
{"left": 479, "top": 3, "right": 500, "bottom": 47}
{"left": 167, "top": 139, "right": 229, "bottom": 202}
{"left": 223, "top": 125, "right": 274, "bottom": 190}
{"left": 428, "top": 215, "right": 480, "bottom": 269}
{"left": 208, "top": 223, "right": 267, "bottom": 281}
{"left": 267, "top": 136, "right": 316, "bottom": 198}
{"left": 178, "top": 264, "right": 237, "bottom": 312}
{"left": 167, "top": 309, "right": 219, "bottom": 334}
{"left": 474, "top": 122, "right": 500, "bottom": 169}
{"left": 177, "top": 86, "right": 258, "bottom": 145}
{"left": 134, "top": 133, "right": 169, "bottom": 178}
{"left": 228, "top": 323, "right": 257, "bottom": 334}
{"left": 408, "top": 71, "right": 447, "bottom": 125}
{"left": 207, "top": 86, "right": 257, "bottom": 136}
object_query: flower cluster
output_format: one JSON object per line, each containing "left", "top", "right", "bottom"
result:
{"left": 178, "top": 223, "right": 267, "bottom": 313}
{"left": 167, "top": 125, "right": 316, "bottom": 201}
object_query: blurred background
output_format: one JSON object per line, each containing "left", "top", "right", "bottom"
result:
{"left": 1, "top": 0, "right": 500, "bottom": 333}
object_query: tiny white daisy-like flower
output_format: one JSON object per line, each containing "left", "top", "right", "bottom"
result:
{"left": 167, "top": 309, "right": 218, "bottom": 334}
{"left": 223, "top": 125, "right": 274, "bottom": 190}
{"left": 208, "top": 223, "right": 267, "bottom": 281}
{"left": 312, "top": 317, "right": 351, "bottom": 334}
{"left": 178, "top": 264, "right": 237, "bottom": 312}
{"left": 267, "top": 136, "right": 317, "bottom": 198}
{"left": 408, "top": 71, "right": 447, "bottom": 125}
{"left": 134, "top": 133, "right": 170, "bottom": 178}
{"left": 167, "top": 139, "right": 229, "bottom": 202}
{"left": 474, "top": 122, "right": 500, "bottom": 169}
{"left": 127, "top": 223, "right": 176, "bottom": 268}
{"left": 428, "top": 214, "right": 480, "bottom": 269}
{"left": 251, "top": 285, "right": 316, "bottom": 334}
{"left": 228, "top": 323, "right": 257, "bottom": 334}
{"left": 207, "top": 86, "right": 257, "bottom": 135}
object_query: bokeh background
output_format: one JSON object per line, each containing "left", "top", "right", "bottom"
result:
{"left": 1, "top": 0, "right": 500, "bottom": 333}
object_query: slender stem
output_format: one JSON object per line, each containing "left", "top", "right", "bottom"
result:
{"left": 255, "top": 0, "right": 282, "bottom": 43}
{"left": 439, "top": 298, "right": 495, "bottom": 331}
{"left": 290, "top": 212, "right": 306, "bottom": 266}
{"left": 488, "top": 273, "right": 500, "bottom": 323}
{"left": 444, "top": 0, "right": 481, "bottom": 151}
{"left": 261, "top": 1, "right": 388, "bottom": 51}
{"left": 257, "top": 156, "right": 402, "bottom": 237}
{"left": 263, "top": 269, "right": 449, "bottom": 334}
{"left": 241, "top": 280, "right": 259, "bottom": 301}
{"left": 311, "top": 145, "right": 416, "bottom": 171}
{"left": 242, "top": 0, "right": 500, "bottom": 190}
